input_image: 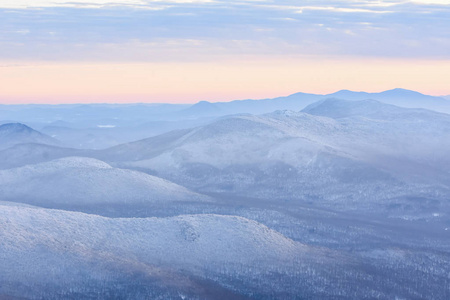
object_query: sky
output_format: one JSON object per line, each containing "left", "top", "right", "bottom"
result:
{"left": 0, "top": 0, "right": 449, "bottom": 103}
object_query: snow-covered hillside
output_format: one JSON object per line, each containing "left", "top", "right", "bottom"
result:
{"left": 0, "top": 204, "right": 306, "bottom": 299}
{"left": 0, "top": 157, "right": 209, "bottom": 212}
{"left": 95, "top": 100, "right": 450, "bottom": 208}
{"left": 301, "top": 99, "right": 450, "bottom": 171}
{"left": 1, "top": 203, "right": 447, "bottom": 299}
{"left": 103, "top": 112, "right": 342, "bottom": 166}
{"left": 0, "top": 204, "right": 300, "bottom": 267}
{"left": 105, "top": 99, "right": 450, "bottom": 169}
{"left": 302, "top": 97, "right": 450, "bottom": 121}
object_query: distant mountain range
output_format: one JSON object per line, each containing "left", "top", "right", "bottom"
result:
{"left": 1, "top": 89, "right": 448, "bottom": 149}
{"left": 185, "top": 88, "right": 450, "bottom": 117}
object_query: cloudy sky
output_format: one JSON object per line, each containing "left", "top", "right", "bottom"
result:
{"left": 0, "top": 0, "right": 449, "bottom": 103}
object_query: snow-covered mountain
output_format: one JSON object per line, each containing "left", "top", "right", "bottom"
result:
{"left": 0, "top": 123, "right": 59, "bottom": 150}
{"left": 1, "top": 202, "right": 448, "bottom": 299}
{"left": 302, "top": 98, "right": 409, "bottom": 119}
{"left": 96, "top": 99, "right": 450, "bottom": 209}
{"left": 325, "top": 88, "right": 450, "bottom": 113}
{"left": 302, "top": 98, "right": 450, "bottom": 150}
{"left": 102, "top": 112, "right": 345, "bottom": 171}
{"left": 0, "top": 203, "right": 306, "bottom": 299}
{"left": 301, "top": 99, "right": 450, "bottom": 168}
{"left": 0, "top": 157, "right": 209, "bottom": 214}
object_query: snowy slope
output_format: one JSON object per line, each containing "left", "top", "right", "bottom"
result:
{"left": 302, "top": 98, "right": 450, "bottom": 121}
{"left": 0, "top": 157, "right": 209, "bottom": 210}
{"left": 102, "top": 107, "right": 396, "bottom": 170}
{"left": 100, "top": 113, "right": 399, "bottom": 203}
{"left": 0, "top": 123, "right": 59, "bottom": 150}
{"left": 104, "top": 112, "right": 345, "bottom": 168}
{"left": 0, "top": 204, "right": 303, "bottom": 298}
{"left": 302, "top": 99, "right": 450, "bottom": 166}
{"left": 0, "top": 205, "right": 300, "bottom": 265}
{"left": 150, "top": 99, "right": 450, "bottom": 170}
{"left": 97, "top": 100, "right": 450, "bottom": 206}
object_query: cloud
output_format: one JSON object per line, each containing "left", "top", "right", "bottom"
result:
{"left": 411, "top": 0, "right": 450, "bottom": 4}
{"left": 0, "top": 0, "right": 448, "bottom": 61}
{"left": 0, "top": 0, "right": 217, "bottom": 9}
{"left": 294, "top": 6, "right": 394, "bottom": 13}
{"left": 1, "top": 0, "right": 449, "bottom": 9}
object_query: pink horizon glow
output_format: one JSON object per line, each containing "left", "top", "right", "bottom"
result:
{"left": 1, "top": 58, "right": 449, "bottom": 104}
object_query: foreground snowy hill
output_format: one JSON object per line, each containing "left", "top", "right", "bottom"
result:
{"left": 0, "top": 157, "right": 209, "bottom": 214}
{"left": 0, "top": 123, "right": 59, "bottom": 150}
{"left": 0, "top": 204, "right": 306, "bottom": 299}
{"left": 1, "top": 203, "right": 448, "bottom": 299}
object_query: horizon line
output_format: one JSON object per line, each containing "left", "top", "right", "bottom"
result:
{"left": 1, "top": 88, "right": 448, "bottom": 106}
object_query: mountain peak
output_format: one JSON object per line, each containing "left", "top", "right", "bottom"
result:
{"left": 334, "top": 89, "right": 355, "bottom": 93}
{"left": 0, "top": 123, "right": 34, "bottom": 133}
{"left": 181, "top": 100, "right": 222, "bottom": 117}
{"left": 325, "top": 90, "right": 371, "bottom": 100}
{"left": 0, "top": 122, "right": 59, "bottom": 150}
{"left": 380, "top": 88, "right": 424, "bottom": 96}
{"left": 191, "top": 100, "right": 218, "bottom": 108}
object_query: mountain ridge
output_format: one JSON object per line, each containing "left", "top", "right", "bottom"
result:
{"left": 178, "top": 88, "right": 450, "bottom": 117}
{"left": 0, "top": 122, "right": 60, "bottom": 150}
{"left": 0, "top": 157, "right": 210, "bottom": 214}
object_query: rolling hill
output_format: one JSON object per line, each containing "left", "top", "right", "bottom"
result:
{"left": 0, "top": 157, "right": 209, "bottom": 215}
{"left": 0, "top": 203, "right": 307, "bottom": 299}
